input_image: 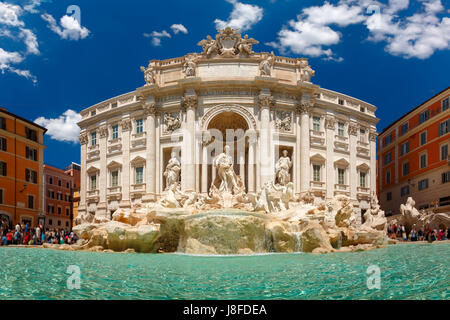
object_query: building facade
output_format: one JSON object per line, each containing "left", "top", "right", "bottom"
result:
{"left": 43, "top": 163, "right": 80, "bottom": 230}
{"left": 377, "top": 87, "right": 450, "bottom": 216}
{"left": 0, "top": 107, "right": 47, "bottom": 228}
{"left": 77, "top": 29, "right": 379, "bottom": 221}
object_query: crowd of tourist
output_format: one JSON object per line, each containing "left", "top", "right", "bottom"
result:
{"left": 387, "top": 223, "right": 449, "bottom": 242}
{"left": 0, "top": 221, "right": 78, "bottom": 246}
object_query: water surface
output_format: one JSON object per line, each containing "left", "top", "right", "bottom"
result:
{"left": 0, "top": 243, "right": 448, "bottom": 300}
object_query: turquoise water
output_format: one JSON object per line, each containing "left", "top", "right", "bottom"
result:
{"left": 0, "top": 243, "right": 448, "bottom": 300}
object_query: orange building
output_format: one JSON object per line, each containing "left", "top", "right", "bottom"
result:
{"left": 0, "top": 107, "right": 47, "bottom": 228}
{"left": 43, "top": 163, "right": 80, "bottom": 231}
{"left": 377, "top": 87, "right": 450, "bottom": 216}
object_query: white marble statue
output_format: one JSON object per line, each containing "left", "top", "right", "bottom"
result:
{"left": 275, "top": 150, "right": 292, "bottom": 186}
{"left": 140, "top": 64, "right": 155, "bottom": 86}
{"left": 260, "top": 55, "right": 274, "bottom": 76}
{"left": 183, "top": 55, "right": 197, "bottom": 77}
{"left": 211, "top": 145, "right": 244, "bottom": 195}
{"left": 164, "top": 151, "right": 181, "bottom": 190}
{"left": 300, "top": 62, "right": 315, "bottom": 82}
{"left": 236, "top": 34, "right": 258, "bottom": 56}
{"left": 198, "top": 35, "right": 221, "bottom": 58}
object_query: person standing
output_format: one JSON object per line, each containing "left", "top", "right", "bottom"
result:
{"left": 35, "top": 225, "right": 41, "bottom": 245}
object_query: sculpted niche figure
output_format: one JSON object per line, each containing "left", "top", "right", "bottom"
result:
{"left": 275, "top": 150, "right": 292, "bottom": 186}
{"left": 164, "top": 151, "right": 181, "bottom": 190}
{"left": 212, "top": 145, "right": 244, "bottom": 195}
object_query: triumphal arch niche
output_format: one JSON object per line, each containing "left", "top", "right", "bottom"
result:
{"left": 77, "top": 27, "right": 379, "bottom": 220}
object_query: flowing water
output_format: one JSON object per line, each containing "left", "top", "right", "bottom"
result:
{"left": 0, "top": 243, "right": 448, "bottom": 300}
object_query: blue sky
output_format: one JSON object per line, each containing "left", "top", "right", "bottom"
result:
{"left": 0, "top": 0, "right": 449, "bottom": 169}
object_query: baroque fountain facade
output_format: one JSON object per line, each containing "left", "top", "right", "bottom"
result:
{"left": 73, "top": 28, "right": 388, "bottom": 254}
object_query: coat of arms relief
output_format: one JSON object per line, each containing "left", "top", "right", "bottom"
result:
{"left": 197, "top": 27, "right": 259, "bottom": 58}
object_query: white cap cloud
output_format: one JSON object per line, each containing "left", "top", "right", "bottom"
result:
{"left": 170, "top": 24, "right": 188, "bottom": 34}
{"left": 144, "top": 30, "right": 171, "bottom": 46}
{"left": 35, "top": 109, "right": 82, "bottom": 143}
{"left": 41, "top": 13, "right": 90, "bottom": 41}
{"left": 215, "top": 0, "right": 263, "bottom": 31}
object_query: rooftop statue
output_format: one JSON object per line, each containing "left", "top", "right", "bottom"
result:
{"left": 198, "top": 27, "right": 259, "bottom": 58}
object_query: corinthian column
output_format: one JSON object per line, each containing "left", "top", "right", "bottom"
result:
{"left": 258, "top": 93, "right": 274, "bottom": 186}
{"left": 78, "top": 133, "right": 88, "bottom": 214}
{"left": 325, "top": 116, "right": 336, "bottom": 199}
{"left": 369, "top": 130, "right": 378, "bottom": 196}
{"left": 298, "top": 102, "right": 312, "bottom": 193}
{"left": 181, "top": 94, "right": 197, "bottom": 192}
{"left": 349, "top": 123, "right": 358, "bottom": 200}
{"left": 144, "top": 102, "right": 157, "bottom": 201}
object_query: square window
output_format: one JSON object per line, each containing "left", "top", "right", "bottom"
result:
{"left": 360, "top": 172, "right": 366, "bottom": 188}
{"left": 338, "top": 122, "right": 345, "bottom": 137}
{"left": 27, "top": 195, "right": 34, "bottom": 209}
{"left": 400, "top": 141, "right": 409, "bottom": 156}
{"left": 112, "top": 125, "right": 119, "bottom": 140}
{"left": 338, "top": 168, "right": 345, "bottom": 185}
{"left": 441, "top": 144, "right": 449, "bottom": 161}
{"left": 135, "top": 167, "right": 144, "bottom": 184}
{"left": 91, "top": 132, "right": 97, "bottom": 146}
{"left": 402, "top": 162, "right": 410, "bottom": 176}
{"left": 401, "top": 185, "right": 410, "bottom": 197}
{"left": 420, "top": 154, "right": 427, "bottom": 169}
{"left": 313, "top": 165, "right": 321, "bottom": 182}
{"left": 438, "top": 119, "right": 449, "bottom": 136}
{"left": 418, "top": 179, "right": 429, "bottom": 191}
{"left": 419, "top": 110, "right": 429, "bottom": 124}
{"left": 442, "top": 97, "right": 449, "bottom": 111}
{"left": 111, "top": 170, "right": 119, "bottom": 187}
{"left": 400, "top": 123, "right": 408, "bottom": 135}
{"left": 420, "top": 131, "right": 427, "bottom": 145}
{"left": 136, "top": 119, "right": 144, "bottom": 134}
{"left": 313, "top": 117, "right": 320, "bottom": 131}
{"left": 0, "top": 137, "right": 6, "bottom": 152}
{"left": 90, "top": 175, "right": 97, "bottom": 191}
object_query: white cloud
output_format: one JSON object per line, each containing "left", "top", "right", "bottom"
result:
{"left": 35, "top": 110, "right": 82, "bottom": 143}
{"left": 215, "top": 0, "right": 263, "bottom": 31}
{"left": 365, "top": 0, "right": 450, "bottom": 59}
{"left": 19, "top": 28, "right": 39, "bottom": 54}
{"left": 268, "top": 0, "right": 450, "bottom": 60}
{"left": 170, "top": 24, "right": 188, "bottom": 34}
{"left": 144, "top": 30, "right": 171, "bottom": 46}
{"left": 0, "top": 47, "right": 24, "bottom": 65}
{"left": 41, "top": 13, "right": 90, "bottom": 41}
{"left": 0, "top": 2, "right": 24, "bottom": 27}
{"left": 23, "top": 0, "right": 44, "bottom": 13}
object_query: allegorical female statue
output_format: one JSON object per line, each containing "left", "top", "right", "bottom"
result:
{"left": 212, "top": 145, "right": 244, "bottom": 194}
{"left": 275, "top": 150, "right": 292, "bottom": 186}
{"left": 164, "top": 151, "right": 181, "bottom": 190}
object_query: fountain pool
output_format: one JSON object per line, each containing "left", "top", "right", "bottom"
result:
{"left": 0, "top": 243, "right": 448, "bottom": 300}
